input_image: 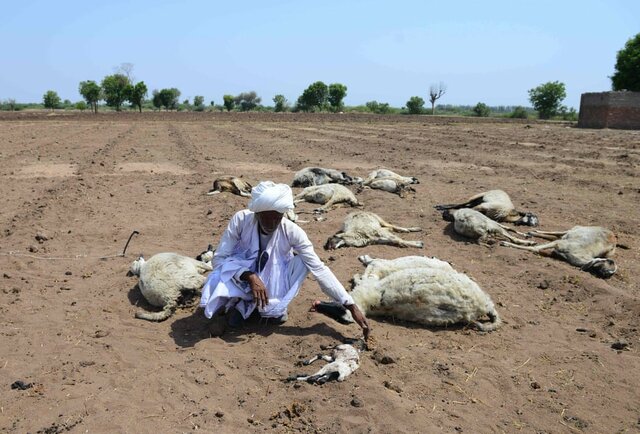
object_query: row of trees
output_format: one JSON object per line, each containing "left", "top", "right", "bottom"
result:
{"left": 35, "top": 32, "right": 640, "bottom": 118}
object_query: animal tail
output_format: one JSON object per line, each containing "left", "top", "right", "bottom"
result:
{"left": 616, "top": 243, "right": 630, "bottom": 250}
{"left": 474, "top": 310, "right": 502, "bottom": 332}
{"left": 135, "top": 302, "right": 176, "bottom": 322}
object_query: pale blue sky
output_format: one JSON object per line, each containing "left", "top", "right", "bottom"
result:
{"left": 2, "top": 0, "right": 638, "bottom": 109}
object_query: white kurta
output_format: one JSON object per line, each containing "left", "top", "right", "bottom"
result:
{"left": 200, "top": 209, "right": 354, "bottom": 319}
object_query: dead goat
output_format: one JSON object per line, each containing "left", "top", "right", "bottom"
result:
{"left": 207, "top": 176, "right": 253, "bottom": 197}
{"left": 294, "top": 183, "right": 361, "bottom": 213}
{"left": 292, "top": 167, "right": 355, "bottom": 188}
{"left": 325, "top": 211, "right": 423, "bottom": 250}
{"left": 360, "top": 169, "right": 419, "bottom": 197}
{"left": 286, "top": 344, "right": 360, "bottom": 384}
{"left": 435, "top": 189, "right": 539, "bottom": 226}
{"left": 501, "top": 226, "right": 619, "bottom": 278}
{"left": 442, "top": 208, "right": 536, "bottom": 246}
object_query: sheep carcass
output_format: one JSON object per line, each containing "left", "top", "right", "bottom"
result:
{"left": 501, "top": 226, "right": 618, "bottom": 278}
{"left": 292, "top": 167, "right": 355, "bottom": 188}
{"left": 287, "top": 344, "right": 360, "bottom": 384}
{"left": 294, "top": 183, "right": 361, "bottom": 213}
{"left": 312, "top": 255, "right": 501, "bottom": 331}
{"left": 435, "top": 190, "right": 539, "bottom": 226}
{"left": 361, "top": 169, "right": 419, "bottom": 197}
{"left": 324, "top": 211, "right": 423, "bottom": 249}
{"left": 129, "top": 252, "right": 212, "bottom": 321}
{"left": 442, "top": 208, "right": 536, "bottom": 246}
{"left": 207, "top": 176, "right": 253, "bottom": 197}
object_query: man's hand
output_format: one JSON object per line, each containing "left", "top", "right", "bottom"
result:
{"left": 346, "top": 304, "right": 370, "bottom": 341}
{"left": 242, "top": 272, "right": 269, "bottom": 309}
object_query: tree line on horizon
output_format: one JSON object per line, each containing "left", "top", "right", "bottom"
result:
{"left": 2, "top": 32, "right": 639, "bottom": 121}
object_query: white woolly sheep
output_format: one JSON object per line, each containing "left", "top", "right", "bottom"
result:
{"left": 294, "top": 183, "right": 361, "bottom": 213}
{"left": 128, "top": 252, "right": 213, "bottom": 321}
{"left": 360, "top": 169, "right": 419, "bottom": 197}
{"left": 435, "top": 189, "right": 539, "bottom": 226}
{"left": 501, "top": 226, "right": 619, "bottom": 278}
{"left": 292, "top": 167, "right": 355, "bottom": 188}
{"left": 286, "top": 344, "right": 360, "bottom": 384}
{"left": 312, "top": 255, "right": 501, "bottom": 332}
{"left": 442, "top": 208, "right": 536, "bottom": 246}
{"left": 207, "top": 176, "right": 253, "bottom": 197}
{"left": 324, "top": 211, "right": 424, "bottom": 250}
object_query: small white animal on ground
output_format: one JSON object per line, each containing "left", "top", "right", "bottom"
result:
{"left": 360, "top": 169, "right": 419, "bottom": 197}
{"left": 291, "top": 167, "right": 356, "bottom": 187}
{"left": 286, "top": 344, "right": 360, "bottom": 384}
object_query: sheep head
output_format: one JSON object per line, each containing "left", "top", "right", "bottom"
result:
{"left": 582, "top": 258, "right": 617, "bottom": 279}
{"left": 515, "top": 212, "right": 539, "bottom": 227}
{"left": 128, "top": 255, "right": 145, "bottom": 277}
{"left": 310, "top": 300, "right": 354, "bottom": 324}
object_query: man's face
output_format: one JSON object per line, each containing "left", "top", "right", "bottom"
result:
{"left": 256, "top": 210, "right": 284, "bottom": 234}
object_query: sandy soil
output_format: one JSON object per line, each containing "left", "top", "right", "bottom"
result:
{"left": 1, "top": 111, "right": 639, "bottom": 433}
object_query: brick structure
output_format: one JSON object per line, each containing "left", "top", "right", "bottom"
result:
{"left": 578, "top": 91, "right": 640, "bottom": 129}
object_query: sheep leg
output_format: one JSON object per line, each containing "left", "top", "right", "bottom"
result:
{"left": 527, "top": 230, "right": 568, "bottom": 241}
{"left": 497, "top": 223, "right": 530, "bottom": 237}
{"left": 239, "top": 191, "right": 252, "bottom": 198}
{"left": 374, "top": 235, "right": 424, "bottom": 249}
{"left": 434, "top": 194, "right": 485, "bottom": 211}
{"left": 499, "top": 230, "right": 537, "bottom": 246}
{"left": 374, "top": 215, "right": 422, "bottom": 233}
{"left": 500, "top": 240, "right": 558, "bottom": 255}
{"left": 314, "top": 197, "right": 340, "bottom": 213}
{"left": 206, "top": 190, "right": 221, "bottom": 196}
{"left": 135, "top": 299, "right": 178, "bottom": 322}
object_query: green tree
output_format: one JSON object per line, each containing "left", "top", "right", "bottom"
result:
{"left": 223, "top": 94, "right": 235, "bottom": 111}
{"left": 297, "top": 81, "right": 328, "bottom": 112}
{"left": 75, "top": 101, "right": 87, "bottom": 111}
{"left": 328, "top": 83, "right": 347, "bottom": 112}
{"left": 234, "top": 91, "right": 261, "bottom": 111}
{"left": 528, "top": 81, "right": 566, "bottom": 119}
{"left": 101, "top": 74, "right": 131, "bottom": 111}
{"left": 158, "top": 88, "right": 181, "bottom": 110}
{"left": 365, "top": 101, "right": 391, "bottom": 114}
{"left": 43, "top": 90, "right": 61, "bottom": 110}
{"left": 79, "top": 80, "right": 101, "bottom": 113}
{"left": 472, "top": 102, "right": 490, "bottom": 117}
{"left": 510, "top": 106, "right": 528, "bottom": 119}
{"left": 611, "top": 33, "right": 640, "bottom": 91}
{"left": 125, "top": 81, "right": 148, "bottom": 112}
{"left": 152, "top": 90, "right": 163, "bottom": 110}
{"left": 193, "top": 95, "right": 205, "bottom": 111}
{"left": 405, "top": 96, "right": 425, "bottom": 114}
{"left": 273, "top": 94, "right": 288, "bottom": 112}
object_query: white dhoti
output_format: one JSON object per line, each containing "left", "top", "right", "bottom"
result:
{"left": 200, "top": 255, "right": 309, "bottom": 319}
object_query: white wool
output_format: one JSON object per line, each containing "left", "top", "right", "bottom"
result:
{"left": 248, "top": 181, "right": 294, "bottom": 213}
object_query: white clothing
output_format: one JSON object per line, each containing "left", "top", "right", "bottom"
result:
{"left": 200, "top": 209, "right": 354, "bottom": 319}
{"left": 247, "top": 181, "right": 294, "bottom": 213}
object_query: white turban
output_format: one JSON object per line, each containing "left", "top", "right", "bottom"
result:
{"left": 248, "top": 181, "right": 294, "bottom": 214}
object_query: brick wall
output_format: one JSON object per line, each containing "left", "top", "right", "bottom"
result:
{"left": 578, "top": 91, "right": 640, "bottom": 129}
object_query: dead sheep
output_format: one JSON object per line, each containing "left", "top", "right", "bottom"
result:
{"left": 128, "top": 252, "right": 213, "bottom": 321}
{"left": 501, "top": 226, "right": 619, "bottom": 278}
{"left": 435, "top": 189, "right": 539, "bottom": 226}
{"left": 312, "top": 255, "right": 501, "bottom": 332}
{"left": 324, "top": 211, "right": 424, "bottom": 250}
{"left": 442, "top": 208, "right": 536, "bottom": 246}
{"left": 360, "top": 169, "right": 419, "bottom": 197}
{"left": 294, "top": 183, "right": 361, "bottom": 213}
{"left": 292, "top": 167, "right": 355, "bottom": 188}
{"left": 207, "top": 176, "right": 253, "bottom": 197}
{"left": 286, "top": 344, "right": 360, "bottom": 384}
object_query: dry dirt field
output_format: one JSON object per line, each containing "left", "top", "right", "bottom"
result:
{"left": 1, "top": 111, "right": 639, "bottom": 433}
